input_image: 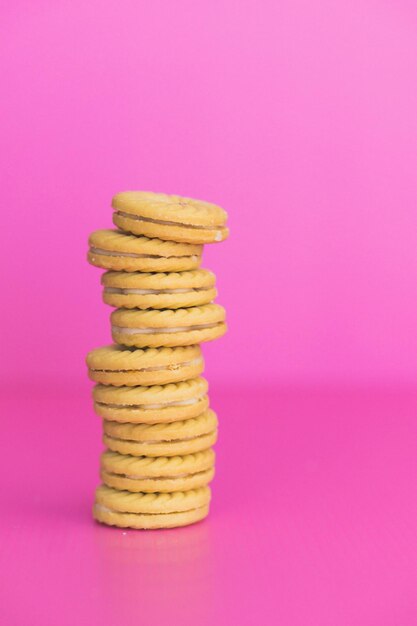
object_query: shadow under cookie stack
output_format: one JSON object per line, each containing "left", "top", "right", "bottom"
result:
{"left": 86, "top": 192, "right": 229, "bottom": 529}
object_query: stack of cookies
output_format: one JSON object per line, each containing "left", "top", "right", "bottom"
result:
{"left": 86, "top": 192, "right": 229, "bottom": 529}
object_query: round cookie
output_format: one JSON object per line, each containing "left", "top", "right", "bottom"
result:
{"left": 86, "top": 345, "right": 204, "bottom": 387}
{"left": 112, "top": 191, "right": 229, "bottom": 244}
{"left": 103, "top": 409, "right": 218, "bottom": 457}
{"left": 93, "top": 377, "right": 209, "bottom": 423}
{"left": 111, "top": 304, "right": 226, "bottom": 348}
{"left": 93, "top": 485, "right": 211, "bottom": 529}
{"left": 101, "top": 269, "right": 217, "bottom": 310}
{"left": 100, "top": 448, "right": 215, "bottom": 493}
{"left": 88, "top": 229, "right": 202, "bottom": 272}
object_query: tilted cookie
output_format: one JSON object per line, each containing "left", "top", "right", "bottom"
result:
{"left": 101, "top": 269, "right": 217, "bottom": 310}
{"left": 88, "top": 229, "right": 202, "bottom": 272}
{"left": 93, "top": 485, "right": 211, "bottom": 529}
{"left": 111, "top": 304, "right": 226, "bottom": 348}
{"left": 86, "top": 345, "right": 204, "bottom": 387}
{"left": 93, "top": 377, "right": 209, "bottom": 423}
{"left": 103, "top": 408, "right": 218, "bottom": 457}
{"left": 112, "top": 191, "right": 229, "bottom": 244}
{"left": 100, "top": 448, "right": 215, "bottom": 493}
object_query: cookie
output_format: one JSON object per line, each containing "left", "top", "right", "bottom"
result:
{"left": 88, "top": 229, "right": 202, "bottom": 272}
{"left": 86, "top": 344, "right": 204, "bottom": 387}
{"left": 93, "top": 485, "right": 211, "bottom": 529}
{"left": 100, "top": 448, "right": 215, "bottom": 493}
{"left": 111, "top": 304, "right": 226, "bottom": 348}
{"left": 101, "top": 269, "right": 217, "bottom": 310}
{"left": 112, "top": 191, "right": 229, "bottom": 244}
{"left": 93, "top": 377, "right": 209, "bottom": 423}
{"left": 103, "top": 408, "right": 218, "bottom": 456}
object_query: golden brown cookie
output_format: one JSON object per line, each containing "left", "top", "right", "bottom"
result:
{"left": 111, "top": 304, "right": 226, "bottom": 348}
{"left": 103, "top": 409, "right": 218, "bottom": 456}
{"left": 112, "top": 191, "right": 229, "bottom": 244}
{"left": 100, "top": 448, "right": 215, "bottom": 492}
{"left": 93, "top": 485, "right": 211, "bottom": 529}
{"left": 101, "top": 269, "right": 217, "bottom": 310}
{"left": 93, "top": 377, "right": 209, "bottom": 423}
{"left": 88, "top": 229, "right": 202, "bottom": 272}
{"left": 86, "top": 345, "right": 204, "bottom": 386}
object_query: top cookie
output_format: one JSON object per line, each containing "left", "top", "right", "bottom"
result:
{"left": 112, "top": 192, "right": 229, "bottom": 244}
{"left": 88, "top": 229, "right": 202, "bottom": 272}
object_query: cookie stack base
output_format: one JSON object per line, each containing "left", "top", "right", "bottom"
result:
{"left": 93, "top": 503, "right": 210, "bottom": 529}
{"left": 93, "top": 484, "right": 211, "bottom": 529}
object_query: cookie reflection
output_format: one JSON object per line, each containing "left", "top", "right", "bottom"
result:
{"left": 92, "top": 519, "right": 214, "bottom": 623}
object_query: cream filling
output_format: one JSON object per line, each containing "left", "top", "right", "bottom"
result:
{"left": 105, "top": 431, "right": 215, "bottom": 445}
{"left": 104, "top": 287, "right": 210, "bottom": 295}
{"left": 91, "top": 357, "right": 202, "bottom": 374}
{"left": 122, "top": 473, "right": 190, "bottom": 480}
{"left": 105, "top": 469, "right": 210, "bottom": 480}
{"left": 112, "top": 322, "right": 221, "bottom": 335}
{"left": 97, "top": 396, "right": 205, "bottom": 410}
{"left": 94, "top": 503, "right": 204, "bottom": 516}
{"left": 95, "top": 504, "right": 115, "bottom": 514}
{"left": 90, "top": 247, "right": 198, "bottom": 260}
{"left": 116, "top": 211, "right": 225, "bottom": 232}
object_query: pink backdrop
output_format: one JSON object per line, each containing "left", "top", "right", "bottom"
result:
{"left": 1, "top": 2, "right": 417, "bottom": 625}
{"left": 2, "top": 0, "right": 417, "bottom": 386}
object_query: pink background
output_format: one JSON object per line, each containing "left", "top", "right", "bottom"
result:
{"left": 1, "top": 2, "right": 417, "bottom": 625}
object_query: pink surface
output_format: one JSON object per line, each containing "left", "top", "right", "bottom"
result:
{"left": 1, "top": 2, "right": 417, "bottom": 624}
{"left": 1, "top": 385, "right": 417, "bottom": 625}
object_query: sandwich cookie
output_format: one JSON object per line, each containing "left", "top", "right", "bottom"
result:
{"left": 112, "top": 191, "right": 229, "bottom": 244}
{"left": 86, "top": 345, "right": 204, "bottom": 387}
{"left": 94, "top": 485, "right": 211, "bottom": 529}
{"left": 101, "top": 269, "right": 216, "bottom": 310}
{"left": 100, "top": 448, "right": 215, "bottom": 493}
{"left": 111, "top": 304, "right": 226, "bottom": 348}
{"left": 103, "top": 408, "right": 218, "bottom": 457}
{"left": 93, "top": 377, "right": 208, "bottom": 423}
{"left": 88, "top": 229, "right": 202, "bottom": 272}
